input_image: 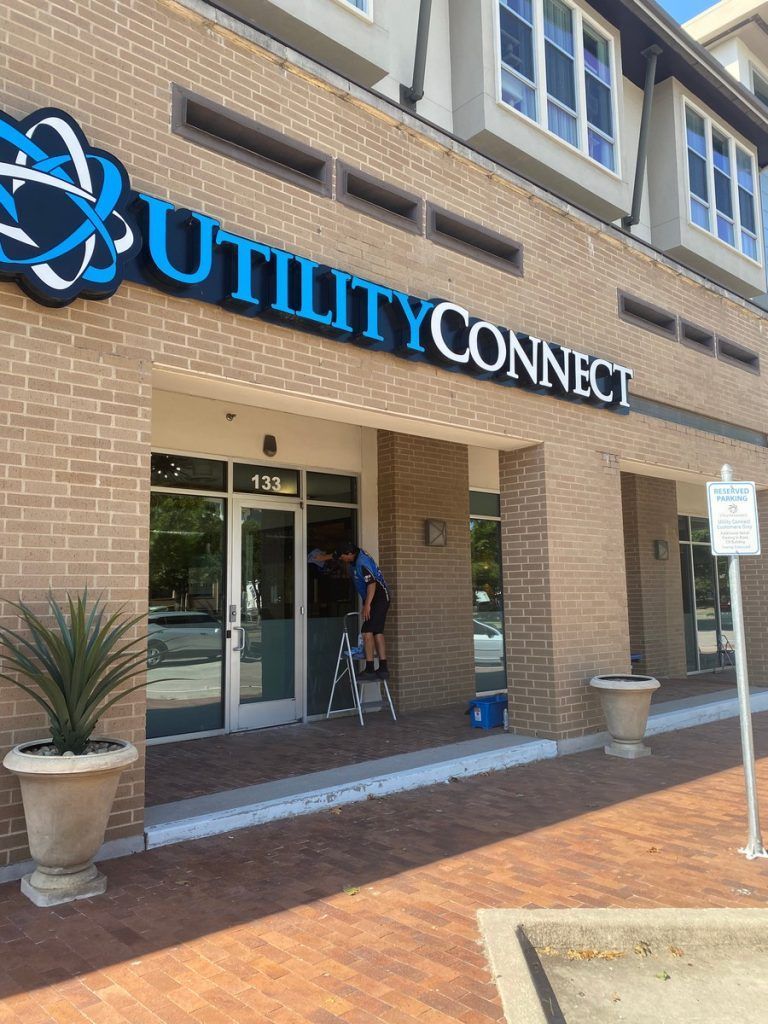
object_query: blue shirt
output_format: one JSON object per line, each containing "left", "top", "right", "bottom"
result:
{"left": 353, "top": 550, "right": 389, "bottom": 601}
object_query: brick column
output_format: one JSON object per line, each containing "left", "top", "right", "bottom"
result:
{"left": 0, "top": 315, "right": 149, "bottom": 870}
{"left": 377, "top": 432, "right": 474, "bottom": 712}
{"left": 741, "top": 488, "right": 768, "bottom": 684}
{"left": 499, "top": 443, "right": 630, "bottom": 739}
{"left": 621, "top": 474, "right": 687, "bottom": 678}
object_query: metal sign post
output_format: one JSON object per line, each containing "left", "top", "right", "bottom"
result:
{"left": 707, "top": 465, "right": 767, "bottom": 860}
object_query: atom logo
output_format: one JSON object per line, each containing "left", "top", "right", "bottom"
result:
{"left": 0, "top": 107, "right": 140, "bottom": 306}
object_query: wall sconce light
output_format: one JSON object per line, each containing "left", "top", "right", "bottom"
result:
{"left": 263, "top": 434, "right": 277, "bottom": 458}
{"left": 425, "top": 519, "right": 447, "bottom": 546}
{"left": 653, "top": 540, "right": 669, "bottom": 561}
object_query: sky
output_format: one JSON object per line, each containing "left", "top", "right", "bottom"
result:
{"left": 657, "top": 0, "right": 718, "bottom": 24}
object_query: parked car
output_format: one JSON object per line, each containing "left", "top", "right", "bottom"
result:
{"left": 147, "top": 610, "right": 222, "bottom": 667}
{"left": 473, "top": 619, "right": 504, "bottom": 665}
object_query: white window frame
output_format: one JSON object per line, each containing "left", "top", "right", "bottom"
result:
{"left": 332, "top": 0, "right": 373, "bottom": 21}
{"left": 682, "top": 98, "right": 763, "bottom": 266}
{"left": 494, "top": 0, "right": 621, "bottom": 176}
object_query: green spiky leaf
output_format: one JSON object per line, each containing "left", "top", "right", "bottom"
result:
{"left": 0, "top": 590, "right": 150, "bottom": 754}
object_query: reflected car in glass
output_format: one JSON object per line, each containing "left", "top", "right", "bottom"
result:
{"left": 473, "top": 619, "right": 504, "bottom": 664}
{"left": 147, "top": 610, "right": 223, "bottom": 667}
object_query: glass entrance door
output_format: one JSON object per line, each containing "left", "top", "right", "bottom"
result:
{"left": 231, "top": 499, "right": 301, "bottom": 730}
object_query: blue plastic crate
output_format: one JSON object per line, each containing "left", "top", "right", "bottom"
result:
{"left": 468, "top": 693, "right": 507, "bottom": 729}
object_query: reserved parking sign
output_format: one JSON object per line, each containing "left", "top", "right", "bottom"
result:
{"left": 706, "top": 481, "right": 761, "bottom": 556}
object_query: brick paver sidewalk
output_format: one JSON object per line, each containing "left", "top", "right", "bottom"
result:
{"left": 1, "top": 714, "right": 767, "bottom": 1024}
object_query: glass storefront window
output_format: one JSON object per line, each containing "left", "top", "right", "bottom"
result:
{"left": 679, "top": 514, "right": 733, "bottom": 673}
{"left": 147, "top": 493, "right": 226, "bottom": 738}
{"left": 306, "top": 504, "right": 358, "bottom": 715}
{"left": 151, "top": 453, "right": 226, "bottom": 491}
{"left": 470, "top": 491, "right": 501, "bottom": 518}
{"left": 470, "top": 494, "right": 506, "bottom": 693}
{"left": 307, "top": 472, "right": 357, "bottom": 504}
{"left": 692, "top": 543, "right": 718, "bottom": 669}
{"left": 233, "top": 463, "right": 300, "bottom": 496}
{"left": 690, "top": 516, "right": 711, "bottom": 543}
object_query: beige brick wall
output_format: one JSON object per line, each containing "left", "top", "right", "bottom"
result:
{"left": 0, "top": 295, "right": 149, "bottom": 869}
{"left": 377, "top": 432, "right": 475, "bottom": 711}
{"left": 499, "top": 445, "right": 630, "bottom": 740}
{"left": 621, "top": 474, "right": 687, "bottom": 678}
{"left": 0, "top": 0, "right": 767, "bottom": 862}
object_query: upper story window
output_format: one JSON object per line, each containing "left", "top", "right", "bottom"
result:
{"left": 684, "top": 103, "right": 760, "bottom": 262}
{"left": 342, "top": 0, "right": 370, "bottom": 12}
{"left": 497, "top": 0, "right": 616, "bottom": 171}
{"left": 751, "top": 67, "right": 768, "bottom": 107}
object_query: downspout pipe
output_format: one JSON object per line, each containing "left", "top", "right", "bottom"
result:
{"left": 402, "top": 0, "right": 433, "bottom": 105}
{"left": 623, "top": 45, "right": 663, "bottom": 230}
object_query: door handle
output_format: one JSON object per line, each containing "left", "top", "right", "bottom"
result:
{"left": 232, "top": 626, "right": 245, "bottom": 652}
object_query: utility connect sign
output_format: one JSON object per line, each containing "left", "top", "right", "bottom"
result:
{"left": 0, "top": 105, "right": 633, "bottom": 412}
{"left": 706, "top": 481, "right": 761, "bottom": 556}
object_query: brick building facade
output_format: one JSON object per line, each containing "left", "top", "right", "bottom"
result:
{"left": 1, "top": 0, "right": 768, "bottom": 871}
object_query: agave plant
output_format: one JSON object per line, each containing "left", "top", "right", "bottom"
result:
{"left": 0, "top": 591, "right": 148, "bottom": 755}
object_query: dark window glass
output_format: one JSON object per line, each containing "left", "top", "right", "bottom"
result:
{"left": 307, "top": 472, "right": 358, "bottom": 504}
{"left": 499, "top": 2, "right": 535, "bottom": 82}
{"left": 692, "top": 544, "right": 718, "bottom": 669}
{"left": 585, "top": 74, "right": 612, "bottom": 136}
{"left": 754, "top": 71, "right": 768, "bottom": 106}
{"left": 470, "top": 491, "right": 501, "bottom": 517}
{"left": 679, "top": 546, "right": 698, "bottom": 672}
{"left": 306, "top": 505, "right": 358, "bottom": 716}
{"left": 471, "top": 519, "right": 506, "bottom": 693}
{"left": 238, "top": 507, "right": 296, "bottom": 706}
{"left": 233, "top": 463, "right": 300, "bottom": 496}
{"left": 678, "top": 515, "right": 690, "bottom": 541}
{"left": 688, "top": 151, "right": 708, "bottom": 201}
{"left": 690, "top": 517, "right": 711, "bottom": 544}
{"left": 147, "top": 494, "right": 226, "bottom": 738}
{"left": 714, "top": 169, "right": 733, "bottom": 218}
{"left": 151, "top": 453, "right": 226, "bottom": 491}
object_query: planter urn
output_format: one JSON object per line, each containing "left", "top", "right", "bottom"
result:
{"left": 3, "top": 739, "right": 138, "bottom": 907}
{"left": 589, "top": 674, "right": 660, "bottom": 759}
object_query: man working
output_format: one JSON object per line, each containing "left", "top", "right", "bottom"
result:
{"left": 334, "top": 541, "right": 390, "bottom": 681}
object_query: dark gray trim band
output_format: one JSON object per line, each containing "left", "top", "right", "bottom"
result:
{"left": 631, "top": 395, "right": 767, "bottom": 447}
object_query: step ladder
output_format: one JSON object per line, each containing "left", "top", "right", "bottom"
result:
{"left": 326, "top": 612, "right": 397, "bottom": 726}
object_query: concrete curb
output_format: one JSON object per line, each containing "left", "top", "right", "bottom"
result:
{"left": 144, "top": 734, "right": 557, "bottom": 848}
{"left": 478, "top": 908, "right": 768, "bottom": 1024}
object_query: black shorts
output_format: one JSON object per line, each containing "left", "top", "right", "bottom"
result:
{"left": 361, "top": 589, "right": 390, "bottom": 634}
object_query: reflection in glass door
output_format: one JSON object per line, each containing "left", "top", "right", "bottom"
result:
{"left": 679, "top": 515, "right": 733, "bottom": 672}
{"left": 470, "top": 492, "right": 507, "bottom": 694}
{"left": 147, "top": 493, "right": 226, "bottom": 739}
{"left": 232, "top": 500, "right": 300, "bottom": 729}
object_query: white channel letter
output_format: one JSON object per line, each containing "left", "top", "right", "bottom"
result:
{"left": 571, "top": 351, "right": 592, "bottom": 398}
{"left": 588, "top": 358, "right": 615, "bottom": 403}
{"left": 539, "top": 343, "right": 570, "bottom": 392}
{"left": 507, "top": 332, "right": 541, "bottom": 384}
{"left": 613, "top": 364, "right": 634, "bottom": 408}
{"left": 468, "top": 321, "right": 507, "bottom": 373}
{"left": 430, "top": 301, "right": 470, "bottom": 364}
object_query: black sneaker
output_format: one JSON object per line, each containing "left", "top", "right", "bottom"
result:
{"left": 357, "top": 669, "right": 377, "bottom": 682}
{"left": 375, "top": 666, "right": 390, "bottom": 680}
